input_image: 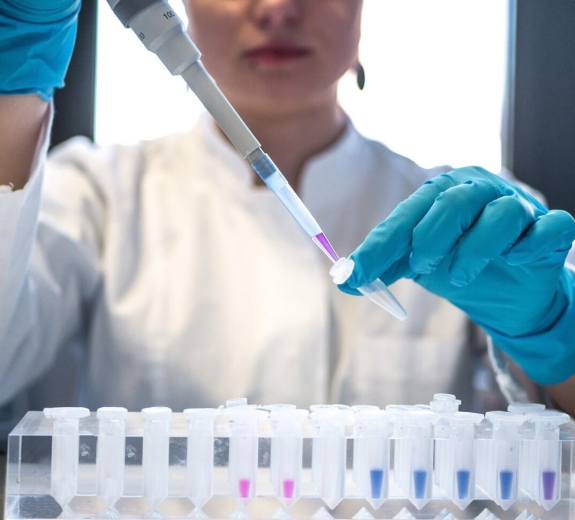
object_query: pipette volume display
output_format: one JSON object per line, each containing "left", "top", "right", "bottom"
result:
{"left": 106, "top": 0, "right": 407, "bottom": 321}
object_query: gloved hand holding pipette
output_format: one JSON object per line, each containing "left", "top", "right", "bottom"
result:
{"left": 339, "top": 166, "right": 575, "bottom": 386}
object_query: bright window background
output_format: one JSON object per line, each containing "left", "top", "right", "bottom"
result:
{"left": 96, "top": 0, "right": 508, "bottom": 172}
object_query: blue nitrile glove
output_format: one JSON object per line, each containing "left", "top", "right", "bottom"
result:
{"left": 0, "top": 0, "right": 81, "bottom": 100}
{"left": 339, "top": 167, "right": 575, "bottom": 385}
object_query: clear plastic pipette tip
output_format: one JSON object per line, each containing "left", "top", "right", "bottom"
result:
{"left": 328, "top": 256, "right": 407, "bottom": 321}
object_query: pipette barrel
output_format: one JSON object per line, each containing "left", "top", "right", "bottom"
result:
{"left": 96, "top": 408, "right": 128, "bottom": 514}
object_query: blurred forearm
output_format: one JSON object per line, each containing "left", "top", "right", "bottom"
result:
{"left": 546, "top": 375, "right": 575, "bottom": 417}
{"left": 0, "top": 95, "right": 48, "bottom": 190}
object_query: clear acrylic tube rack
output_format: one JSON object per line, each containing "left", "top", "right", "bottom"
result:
{"left": 5, "top": 396, "right": 575, "bottom": 520}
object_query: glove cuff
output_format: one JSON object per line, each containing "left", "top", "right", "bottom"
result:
{"left": 0, "top": 5, "right": 80, "bottom": 100}
{"left": 486, "top": 266, "right": 575, "bottom": 385}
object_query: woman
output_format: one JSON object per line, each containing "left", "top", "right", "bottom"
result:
{"left": 0, "top": 0, "right": 561, "bottom": 430}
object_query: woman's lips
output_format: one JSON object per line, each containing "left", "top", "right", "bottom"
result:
{"left": 244, "top": 43, "right": 312, "bottom": 64}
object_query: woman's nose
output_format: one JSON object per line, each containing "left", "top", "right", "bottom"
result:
{"left": 251, "top": 0, "right": 302, "bottom": 29}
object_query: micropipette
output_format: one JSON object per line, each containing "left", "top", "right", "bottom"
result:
{"left": 96, "top": 407, "right": 129, "bottom": 517}
{"left": 183, "top": 408, "right": 219, "bottom": 516}
{"left": 141, "top": 407, "right": 172, "bottom": 516}
{"left": 43, "top": 407, "right": 90, "bottom": 517}
{"left": 105, "top": 0, "right": 407, "bottom": 322}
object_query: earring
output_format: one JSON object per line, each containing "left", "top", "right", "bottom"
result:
{"left": 355, "top": 62, "right": 366, "bottom": 90}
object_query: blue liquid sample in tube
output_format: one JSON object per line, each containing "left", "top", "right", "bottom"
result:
{"left": 413, "top": 470, "right": 427, "bottom": 499}
{"left": 542, "top": 471, "right": 556, "bottom": 501}
{"left": 456, "top": 470, "right": 471, "bottom": 499}
{"left": 370, "top": 469, "right": 384, "bottom": 499}
{"left": 499, "top": 470, "right": 514, "bottom": 500}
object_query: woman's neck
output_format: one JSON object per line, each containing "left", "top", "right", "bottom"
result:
{"left": 230, "top": 94, "right": 347, "bottom": 192}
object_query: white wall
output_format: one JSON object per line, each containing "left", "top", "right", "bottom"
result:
{"left": 96, "top": 0, "right": 508, "bottom": 172}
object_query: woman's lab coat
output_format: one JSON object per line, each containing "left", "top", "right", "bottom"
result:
{"left": 0, "top": 112, "right": 481, "bottom": 430}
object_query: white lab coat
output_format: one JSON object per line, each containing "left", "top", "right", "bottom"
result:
{"left": 0, "top": 110, "right": 482, "bottom": 430}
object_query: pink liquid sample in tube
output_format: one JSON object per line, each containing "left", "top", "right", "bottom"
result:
{"left": 239, "top": 479, "right": 251, "bottom": 499}
{"left": 283, "top": 479, "right": 295, "bottom": 499}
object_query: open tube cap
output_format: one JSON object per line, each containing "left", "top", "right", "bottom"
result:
{"left": 330, "top": 258, "right": 407, "bottom": 321}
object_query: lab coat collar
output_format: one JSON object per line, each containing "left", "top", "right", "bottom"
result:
{"left": 197, "top": 111, "right": 364, "bottom": 191}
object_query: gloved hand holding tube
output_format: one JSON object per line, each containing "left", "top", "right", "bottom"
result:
{"left": 0, "top": 0, "right": 81, "bottom": 100}
{"left": 339, "top": 166, "right": 575, "bottom": 386}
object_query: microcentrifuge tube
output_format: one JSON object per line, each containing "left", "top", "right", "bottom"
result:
{"left": 330, "top": 257, "right": 407, "bottom": 321}
{"left": 44, "top": 407, "right": 90, "bottom": 517}
{"left": 430, "top": 394, "right": 461, "bottom": 488}
{"left": 482, "top": 411, "right": 526, "bottom": 511}
{"left": 527, "top": 411, "right": 570, "bottom": 510}
{"left": 141, "top": 407, "right": 172, "bottom": 516}
{"left": 96, "top": 407, "right": 128, "bottom": 517}
{"left": 270, "top": 409, "right": 307, "bottom": 508}
{"left": 311, "top": 408, "right": 351, "bottom": 510}
{"left": 402, "top": 411, "right": 439, "bottom": 510}
{"left": 385, "top": 405, "right": 414, "bottom": 496}
{"left": 351, "top": 406, "right": 380, "bottom": 487}
{"left": 353, "top": 410, "right": 390, "bottom": 509}
{"left": 228, "top": 409, "right": 267, "bottom": 508}
{"left": 441, "top": 412, "right": 484, "bottom": 510}
{"left": 263, "top": 404, "right": 297, "bottom": 500}
{"left": 507, "top": 403, "right": 545, "bottom": 499}
{"left": 183, "top": 409, "right": 219, "bottom": 515}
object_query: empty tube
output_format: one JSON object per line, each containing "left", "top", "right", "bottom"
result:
{"left": 311, "top": 408, "right": 351, "bottom": 510}
{"left": 43, "top": 407, "right": 90, "bottom": 517}
{"left": 96, "top": 407, "right": 128, "bottom": 517}
{"left": 507, "top": 402, "right": 545, "bottom": 499}
{"left": 441, "top": 412, "right": 484, "bottom": 511}
{"left": 385, "top": 405, "right": 414, "bottom": 497}
{"left": 270, "top": 409, "right": 308, "bottom": 508}
{"left": 183, "top": 408, "right": 219, "bottom": 515}
{"left": 481, "top": 411, "right": 526, "bottom": 510}
{"left": 353, "top": 410, "right": 390, "bottom": 509}
{"left": 527, "top": 411, "right": 570, "bottom": 510}
{"left": 228, "top": 409, "right": 267, "bottom": 508}
{"left": 141, "top": 407, "right": 172, "bottom": 515}
{"left": 430, "top": 394, "right": 461, "bottom": 488}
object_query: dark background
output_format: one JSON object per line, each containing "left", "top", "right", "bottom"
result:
{"left": 52, "top": 0, "right": 575, "bottom": 216}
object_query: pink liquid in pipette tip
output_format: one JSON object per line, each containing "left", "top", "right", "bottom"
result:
{"left": 314, "top": 233, "right": 339, "bottom": 263}
{"left": 239, "top": 479, "right": 251, "bottom": 498}
{"left": 283, "top": 479, "right": 295, "bottom": 499}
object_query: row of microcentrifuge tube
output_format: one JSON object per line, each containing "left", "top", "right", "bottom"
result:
{"left": 41, "top": 395, "right": 570, "bottom": 518}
